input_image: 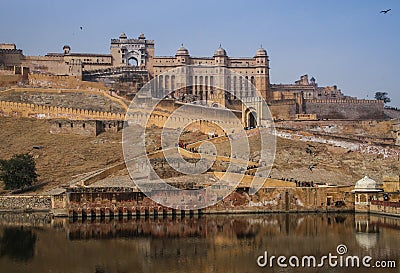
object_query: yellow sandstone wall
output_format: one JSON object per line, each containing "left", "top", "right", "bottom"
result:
{"left": 0, "top": 100, "right": 125, "bottom": 120}
{"left": 28, "top": 74, "right": 107, "bottom": 90}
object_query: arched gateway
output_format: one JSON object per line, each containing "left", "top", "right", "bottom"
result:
{"left": 242, "top": 97, "right": 267, "bottom": 129}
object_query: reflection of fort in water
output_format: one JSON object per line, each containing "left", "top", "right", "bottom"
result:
{"left": 59, "top": 214, "right": 357, "bottom": 241}
{"left": 1, "top": 213, "right": 400, "bottom": 272}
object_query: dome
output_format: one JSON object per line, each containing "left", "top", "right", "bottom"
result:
{"left": 353, "top": 176, "right": 380, "bottom": 191}
{"left": 255, "top": 47, "right": 267, "bottom": 57}
{"left": 176, "top": 44, "right": 189, "bottom": 56}
{"left": 214, "top": 46, "right": 227, "bottom": 57}
{"left": 138, "top": 33, "right": 145, "bottom": 39}
{"left": 119, "top": 32, "right": 127, "bottom": 39}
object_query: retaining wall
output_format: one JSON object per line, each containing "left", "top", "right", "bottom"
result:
{"left": 0, "top": 195, "right": 51, "bottom": 211}
{"left": 304, "top": 99, "right": 384, "bottom": 120}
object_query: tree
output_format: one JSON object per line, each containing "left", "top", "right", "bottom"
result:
{"left": 374, "top": 92, "right": 391, "bottom": 104}
{"left": 0, "top": 154, "right": 38, "bottom": 190}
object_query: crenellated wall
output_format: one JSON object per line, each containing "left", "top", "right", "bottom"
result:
{"left": 0, "top": 100, "right": 242, "bottom": 132}
{"left": 0, "top": 100, "right": 125, "bottom": 120}
{"left": 1, "top": 87, "right": 128, "bottom": 111}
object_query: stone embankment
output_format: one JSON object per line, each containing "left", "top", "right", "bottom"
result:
{"left": 0, "top": 195, "right": 51, "bottom": 212}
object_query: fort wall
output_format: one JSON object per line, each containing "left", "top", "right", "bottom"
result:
{"left": 0, "top": 100, "right": 125, "bottom": 120}
{"left": 0, "top": 74, "right": 23, "bottom": 87}
{"left": 0, "top": 67, "right": 16, "bottom": 75}
{"left": 0, "top": 100, "right": 242, "bottom": 131}
{"left": 1, "top": 87, "right": 128, "bottom": 111}
{"left": 49, "top": 120, "right": 125, "bottom": 136}
{"left": 28, "top": 74, "right": 107, "bottom": 90}
{"left": 275, "top": 119, "right": 395, "bottom": 139}
{"left": 22, "top": 55, "right": 67, "bottom": 75}
{"left": 0, "top": 48, "right": 23, "bottom": 66}
{"left": 268, "top": 100, "right": 297, "bottom": 120}
{"left": 304, "top": 99, "right": 384, "bottom": 120}
{"left": 50, "top": 119, "right": 98, "bottom": 136}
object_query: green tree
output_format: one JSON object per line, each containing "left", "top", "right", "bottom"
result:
{"left": 374, "top": 92, "right": 391, "bottom": 104}
{"left": 0, "top": 154, "right": 38, "bottom": 190}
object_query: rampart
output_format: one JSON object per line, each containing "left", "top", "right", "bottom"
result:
{"left": 49, "top": 119, "right": 125, "bottom": 136}
{"left": 0, "top": 74, "right": 23, "bottom": 87}
{"left": 28, "top": 73, "right": 108, "bottom": 90}
{"left": 275, "top": 119, "right": 396, "bottom": 139}
{"left": 268, "top": 99, "right": 297, "bottom": 120}
{"left": 0, "top": 100, "right": 242, "bottom": 131}
{"left": 0, "top": 100, "right": 126, "bottom": 120}
{"left": 304, "top": 99, "right": 384, "bottom": 120}
{"left": 0, "top": 87, "right": 128, "bottom": 111}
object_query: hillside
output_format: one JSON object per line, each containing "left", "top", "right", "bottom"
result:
{"left": 0, "top": 117, "right": 124, "bottom": 191}
{"left": 0, "top": 117, "right": 399, "bottom": 193}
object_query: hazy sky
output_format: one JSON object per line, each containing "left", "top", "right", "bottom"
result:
{"left": 1, "top": 0, "right": 399, "bottom": 107}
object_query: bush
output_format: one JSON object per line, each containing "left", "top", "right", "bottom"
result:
{"left": 0, "top": 154, "right": 38, "bottom": 190}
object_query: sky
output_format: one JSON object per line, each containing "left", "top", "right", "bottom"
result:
{"left": 1, "top": 0, "right": 399, "bottom": 107}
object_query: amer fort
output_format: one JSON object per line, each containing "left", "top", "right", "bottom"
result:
{"left": 0, "top": 32, "right": 400, "bottom": 218}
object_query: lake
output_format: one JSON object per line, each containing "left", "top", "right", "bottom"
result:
{"left": 0, "top": 213, "right": 399, "bottom": 273}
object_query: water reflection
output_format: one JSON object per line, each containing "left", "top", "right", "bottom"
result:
{"left": 63, "top": 213, "right": 353, "bottom": 241}
{"left": 0, "top": 213, "right": 398, "bottom": 273}
{"left": 355, "top": 214, "right": 379, "bottom": 250}
{"left": 0, "top": 227, "right": 37, "bottom": 262}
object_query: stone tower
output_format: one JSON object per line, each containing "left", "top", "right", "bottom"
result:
{"left": 254, "top": 47, "right": 270, "bottom": 100}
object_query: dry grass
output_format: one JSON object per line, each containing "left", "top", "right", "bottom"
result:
{"left": 0, "top": 117, "right": 124, "bottom": 191}
{"left": 1, "top": 117, "right": 399, "bottom": 193}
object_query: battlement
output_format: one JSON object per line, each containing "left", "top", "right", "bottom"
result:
{"left": 0, "top": 100, "right": 125, "bottom": 120}
{"left": 0, "top": 100, "right": 242, "bottom": 131}
{"left": 111, "top": 39, "right": 155, "bottom": 45}
{"left": 305, "top": 99, "right": 383, "bottom": 104}
{"left": 83, "top": 65, "right": 148, "bottom": 74}
{"left": 269, "top": 99, "right": 296, "bottom": 106}
{"left": 0, "top": 49, "right": 23, "bottom": 54}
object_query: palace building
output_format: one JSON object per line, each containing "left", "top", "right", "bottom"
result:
{"left": 0, "top": 32, "right": 384, "bottom": 121}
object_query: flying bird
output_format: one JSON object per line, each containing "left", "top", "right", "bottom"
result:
{"left": 380, "top": 9, "right": 391, "bottom": 14}
{"left": 80, "top": 26, "right": 83, "bottom": 30}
